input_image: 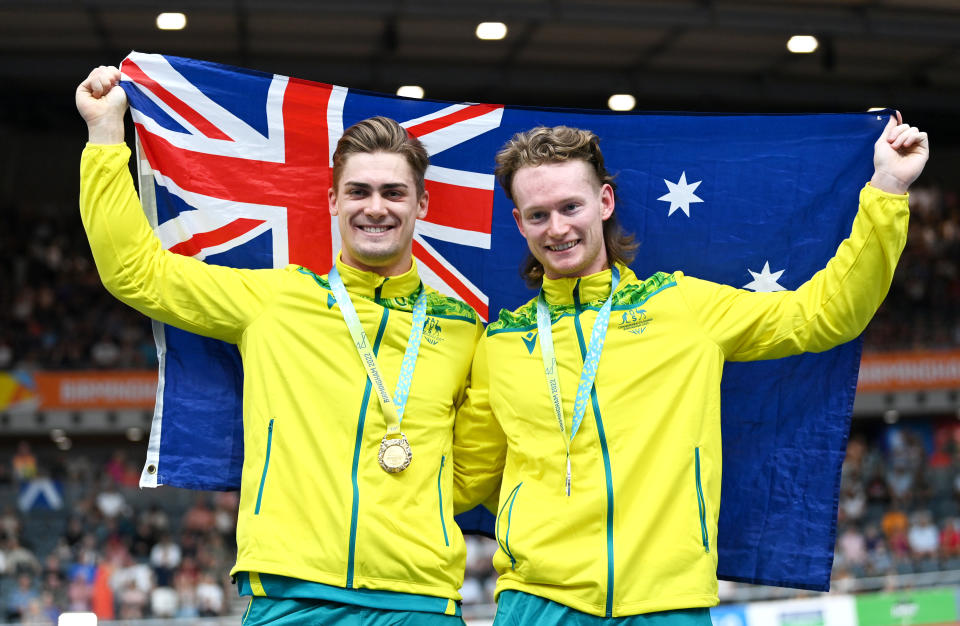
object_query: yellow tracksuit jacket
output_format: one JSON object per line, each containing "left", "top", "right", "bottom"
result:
{"left": 453, "top": 183, "right": 909, "bottom": 617}
{"left": 80, "top": 144, "right": 483, "bottom": 614}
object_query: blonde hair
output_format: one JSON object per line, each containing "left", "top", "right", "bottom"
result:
{"left": 495, "top": 126, "right": 637, "bottom": 287}
{"left": 332, "top": 116, "right": 429, "bottom": 197}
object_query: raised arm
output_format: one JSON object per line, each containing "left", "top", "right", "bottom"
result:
{"left": 76, "top": 66, "right": 276, "bottom": 343}
{"left": 681, "top": 115, "right": 928, "bottom": 361}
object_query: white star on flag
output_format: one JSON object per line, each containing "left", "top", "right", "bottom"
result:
{"left": 658, "top": 171, "right": 703, "bottom": 217}
{"left": 743, "top": 261, "right": 786, "bottom": 292}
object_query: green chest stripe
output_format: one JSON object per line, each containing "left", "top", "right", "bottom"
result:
{"left": 297, "top": 267, "right": 478, "bottom": 323}
{"left": 488, "top": 273, "right": 677, "bottom": 336}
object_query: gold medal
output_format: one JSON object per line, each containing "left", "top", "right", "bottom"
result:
{"left": 378, "top": 433, "right": 412, "bottom": 473}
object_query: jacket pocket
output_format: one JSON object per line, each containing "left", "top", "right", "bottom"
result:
{"left": 496, "top": 482, "right": 522, "bottom": 569}
{"left": 694, "top": 447, "right": 709, "bottom": 553}
{"left": 438, "top": 455, "right": 450, "bottom": 547}
{"left": 254, "top": 419, "right": 275, "bottom": 515}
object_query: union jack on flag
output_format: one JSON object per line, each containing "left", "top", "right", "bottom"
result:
{"left": 119, "top": 51, "right": 891, "bottom": 591}
{"left": 122, "top": 51, "right": 499, "bottom": 318}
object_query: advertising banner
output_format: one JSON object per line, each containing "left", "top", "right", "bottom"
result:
{"left": 0, "top": 371, "right": 38, "bottom": 412}
{"left": 0, "top": 371, "right": 157, "bottom": 411}
{"left": 711, "top": 604, "right": 749, "bottom": 626}
{"left": 855, "top": 588, "right": 958, "bottom": 625}
{"left": 858, "top": 350, "right": 960, "bottom": 391}
{"left": 746, "top": 595, "right": 857, "bottom": 626}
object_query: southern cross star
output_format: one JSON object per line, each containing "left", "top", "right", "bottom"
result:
{"left": 743, "top": 261, "right": 786, "bottom": 292}
{"left": 658, "top": 171, "right": 703, "bottom": 217}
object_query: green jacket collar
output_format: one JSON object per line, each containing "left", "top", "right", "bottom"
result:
{"left": 540, "top": 262, "right": 633, "bottom": 306}
{"left": 334, "top": 253, "right": 422, "bottom": 300}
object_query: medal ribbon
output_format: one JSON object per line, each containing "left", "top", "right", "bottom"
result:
{"left": 536, "top": 265, "right": 620, "bottom": 496}
{"left": 328, "top": 265, "right": 427, "bottom": 438}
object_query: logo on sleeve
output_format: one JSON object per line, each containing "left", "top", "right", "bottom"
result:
{"left": 617, "top": 309, "right": 652, "bottom": 335}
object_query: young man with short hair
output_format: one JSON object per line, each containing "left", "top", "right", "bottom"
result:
{"left": 77, "top": 66, "right": 482, "bottom": 625}
{"left": 454, "top": 118, "right": 928, "bottom": 624}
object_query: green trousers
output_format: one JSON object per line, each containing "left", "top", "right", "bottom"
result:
{"left": 242, "top": 596, "right": 466, "bottom": 625}
{"left": 493, "top": 591, "right": 713, "bottom": 626}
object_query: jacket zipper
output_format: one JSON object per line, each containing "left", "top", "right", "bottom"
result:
{"left": 438, "top": 455, "right": 450, "bottom": 547}
{"left": 496, "top": 482, "right": 522, "bottom": 569}
{"left": 573, "top": 281, "right": 615, "bottom": 617}
{"left": 695, "top": 447, "right": 710, "bottom": 553}
{"left": 254, "top": 419, "right": 275, "bottom": 515}
{"left": 346, "top": 300, "right": 390, "bottom": 588}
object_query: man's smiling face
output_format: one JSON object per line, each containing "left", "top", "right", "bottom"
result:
{"left": 329, "top": 151, "right": 428, "bottom": 276}
{"left": 511, "top": 159, "right": 615, "bottom": 280}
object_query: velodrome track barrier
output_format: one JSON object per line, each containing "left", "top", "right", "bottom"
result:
{"left": 0, "top": 583, "right": 957, "bottom": 626}
{"left": 461, "top": 577, "right": 960, "bottom": 625}
{"left": 707, "top": 585, "right": 959, "bottom": 626}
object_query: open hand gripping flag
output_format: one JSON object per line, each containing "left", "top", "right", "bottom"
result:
{"left": 119, "top": 51, "right": 889, "bottom": 591}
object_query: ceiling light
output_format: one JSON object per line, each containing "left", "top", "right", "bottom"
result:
{"left": 396, "top": 85, "right": 424, "bottom": 99}
{"left": 607, "top": 94, "right": 636, "bottom": 112}
{"left": 787, "top": 35, "right": 818, "bottom": 54}
{"left": 476, "top": 22, "right": 507, "bottom": 41}
{"left": 156, "top": 12, "right": 187, "bottom": 31}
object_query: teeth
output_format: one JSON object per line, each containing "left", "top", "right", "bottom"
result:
{"left": 360, "top": 226, "right": 390, "bottom": 233}
{"left": 548, "top": 241, "right": 578, "bottom": 251}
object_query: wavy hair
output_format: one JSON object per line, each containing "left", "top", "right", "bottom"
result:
{"left": 495, "top": 125, "right": 637, "bottom": 287}
{"left": 332, "top": 116, "right": 429, "bottom": 197}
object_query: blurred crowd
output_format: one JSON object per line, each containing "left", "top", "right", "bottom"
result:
{"left": 863, "top": 185, "right": 960, "bottom": 352}
{"left": 5, "top": 418, "right": 960, "bottom": 621}
{"left": 0, "top": 208, "right": 156, "bottom": 372}
{"left": 0, "top": 443, "right": 239, "bottom": 623}
{"left": 831, "top": 421, "right": 960, "bottom": 591}
{"left": 1, "top": 183, "right": 958, "bottom": 372}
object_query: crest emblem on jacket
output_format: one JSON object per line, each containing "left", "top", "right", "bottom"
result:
{"left": 618, "top": 308, "right": 652, "bottom": 335}
{"left": 423, "top": 317, "right": 444, "bottom": 345}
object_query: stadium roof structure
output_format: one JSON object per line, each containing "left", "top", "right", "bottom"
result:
{"left": 2, "top": 0, "right": 958, "bottom": 207}
{"left": 2, "top": 0, "right": 959, "bottom": 116}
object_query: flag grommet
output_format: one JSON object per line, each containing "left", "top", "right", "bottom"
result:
{"left": 147, "top": 464, "right": 157, "bottom": 474}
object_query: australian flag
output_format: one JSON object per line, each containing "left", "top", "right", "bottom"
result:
{"left": 119, "top": 51, "right": 890, "bottom": 591}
